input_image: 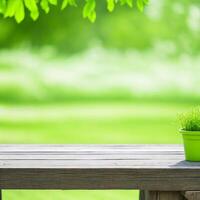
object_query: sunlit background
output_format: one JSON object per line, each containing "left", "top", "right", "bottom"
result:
{"left": 0, "top": 0, "right": 200, "bottom": 199}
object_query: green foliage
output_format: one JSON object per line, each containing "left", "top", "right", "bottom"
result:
{"left": 0, "top": 0, "right": 148, "bottom": 23}
{"left": 179, "top": 108, "right": 200, "bottom": 131}
{"left": 0, "top": 0, "right": 198, "bottom": 56}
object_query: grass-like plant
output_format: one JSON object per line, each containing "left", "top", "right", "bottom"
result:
{"left": 179, "top": 108, "right": 200, "bottom": 131}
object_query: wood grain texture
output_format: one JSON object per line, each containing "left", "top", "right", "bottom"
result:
{"left": 0, "top": 145, "right": 199, "bottom": 190}
{"left": 184, "top": 191, "right": 200, "bottom": 200}
{"left": 140, "top": 191, "right": 185, "bottom": 200}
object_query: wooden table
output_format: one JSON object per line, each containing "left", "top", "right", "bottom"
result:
{"left": 0, "top": 145, "right": 200, "bottom": 200}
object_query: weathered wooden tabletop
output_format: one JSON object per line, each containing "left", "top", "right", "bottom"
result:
{"left": 0, "top": 144, "right": 200, "bottom": 191}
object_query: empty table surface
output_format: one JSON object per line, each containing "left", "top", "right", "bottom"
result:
{"left": 0, "top": 144, "right": 199, "bottom": 190}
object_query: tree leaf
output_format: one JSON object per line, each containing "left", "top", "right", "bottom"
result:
{"left": 61, "top": 0, "right": 68, "bottom": 10}
{"left": 83, "top": 0, "right": 96, "bottom": 22}
{"left": 107, "top": 0, "right": 115, "bottom": 12}
{"left": 48, "top": 0, "right": 57, "bottom": 6}
{"left": 137, "top": 0, "right": 144, "bottom": 11}
{"left": 61, "top": 0, "right": 77, "bottom": 10}
{"left": 40, "top": 0, "right": 50, "bottom": 13}
{"left": 0, "top": 0, "right": 6, "bottom": 13}
{"left": 24, "top": 0, "right": 39, "bottom": 20}
{"left": 143, "top": 0, "right": 149, "bottom": 5}
{"left": 120, "top": 0, "right": 133, "bottom": 8}
{"left": 5, "top": 0, "right": 18, "bottom": 17}
{"left": 1, "top": 0, "right": 148, "bottom": 23}
{"left": 15, "top": 0, "right": 25, "bottom": 23}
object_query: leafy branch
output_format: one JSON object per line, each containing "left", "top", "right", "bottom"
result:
{"left": 0, "top": 0, "right": 148, "bottom": 23}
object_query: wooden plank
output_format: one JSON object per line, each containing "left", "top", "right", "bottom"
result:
{"left": 0, "top": 158, "right": 199, "bottom": 169}
{"left": 0, "top": 145, "right": 199, "bottom": 190}
{"left": 0, "top": 144, "right": 183, "bottom": 152}
{"left": 184, "top": 191, "right": 200, "bottom": 200}
{"left": 140, "top": 190, "right": 146, "bottom": 200}
{"left": 0, "top": 154, "right": 184, "bottom": 160}
{"left": 1, "top": 168, "right": 200, "bottom": 190}
{"left": 140, "top": 191, "right": 185, "bottom": 200}
{"left": 0, "top": 159, "right": 187, "bottom": 168}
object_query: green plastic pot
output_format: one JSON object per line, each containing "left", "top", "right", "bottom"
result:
{"left": 180, "top": 129, "right": 200, "bottom": 162}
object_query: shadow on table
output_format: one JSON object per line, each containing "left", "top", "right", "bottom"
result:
{"left": 172, "top": 160, "right": 200, "bottom": 168}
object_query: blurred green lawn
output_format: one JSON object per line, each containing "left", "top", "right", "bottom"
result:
{"left": 0, "top": 101, "right": 194, "bottom": 200}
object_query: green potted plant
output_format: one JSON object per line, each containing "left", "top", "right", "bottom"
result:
{"left": 179, "top": 108, "right": 200, "bottom": 162}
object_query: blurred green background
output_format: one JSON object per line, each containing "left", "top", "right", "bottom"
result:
{"left": 0, "top": 0, "right": 200, "bottom": 199}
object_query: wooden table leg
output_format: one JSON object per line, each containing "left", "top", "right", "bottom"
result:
{"left": 184, "top": 191, "right": 200, "bottom": 200}
{"left": 139, "top": 190, "right": 186, "bottom": 200}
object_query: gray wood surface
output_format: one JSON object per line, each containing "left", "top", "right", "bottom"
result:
{"left": 184, "top": 191, "right": 200, "bottom": 200}
{"left": 0, "top": 145, "right": 200, "bottom": 190}
{"left": 139, "top": 191, "right": 185, "bottom": 200}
